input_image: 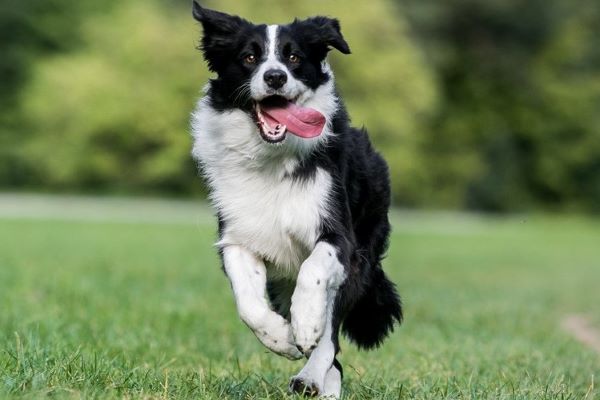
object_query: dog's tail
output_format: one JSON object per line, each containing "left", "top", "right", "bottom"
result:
{"left": 341, "top": 267, "right": 402, "bottom": 350}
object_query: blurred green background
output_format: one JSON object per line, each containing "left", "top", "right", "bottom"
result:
{"left": 1, "top": 0, "right": 599, "bottom": 213}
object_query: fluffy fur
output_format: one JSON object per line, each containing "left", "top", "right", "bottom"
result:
{"left": 190, "top": 2, "right": 402, "bottom": 397}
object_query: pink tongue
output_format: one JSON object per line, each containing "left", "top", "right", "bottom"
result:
{"left": 260, "top": 102, "right": 325, "bottom": 138}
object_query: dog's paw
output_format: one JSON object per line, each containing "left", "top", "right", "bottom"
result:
{"left": 289, "top": 375, "right": 321, "bottom": 397}
{"left": 254, "top": 315, "right": 303, "bottom": 360}
{"left": 290, "top": 284, "right": 327, "bottom": 354}
{"left": 291, "top": 318, "right": 324, "bottom": 355}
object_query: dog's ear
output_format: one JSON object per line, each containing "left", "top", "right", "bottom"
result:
{"left": 192, "top": 1, "right": 247, "bottom": 71}
{"left": 303, "top": 16, "right": 351, "bottom": 55}
{"left": 192, "top": 1, "right": 243, "bottom": 36}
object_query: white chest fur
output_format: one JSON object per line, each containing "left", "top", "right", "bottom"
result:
{"left": 191, "top": 99, "right": 332, "bottom": 272}
{"left": 216, "top": 166, "right": 331, "bottom": 271}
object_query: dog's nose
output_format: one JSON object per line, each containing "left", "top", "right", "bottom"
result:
{"left": 264, "top": 69, "right": 287, "bottom": 89}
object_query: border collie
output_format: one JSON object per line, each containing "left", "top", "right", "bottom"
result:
{"left": 190, "top": 2, "right": 402, "bottom": 397}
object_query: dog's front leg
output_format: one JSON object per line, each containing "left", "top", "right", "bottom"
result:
{"left": 289, "top": 242, "right": 346, "bottom": 397}
{"left": 223, "top": 245, "right": 302, "bottom": 360}
{"left": 290, "top": 242, "right": 346, "bottom": 354}
{"left": 289, "top": 297, "right": 343, "bottom": 398}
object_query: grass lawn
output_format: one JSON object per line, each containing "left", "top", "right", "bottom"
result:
{"left": 1, "top": 194, "right": 599, "bottom": 399}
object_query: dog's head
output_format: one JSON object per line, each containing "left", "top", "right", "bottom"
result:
{"left": 192, "top": 2, "right": 350, "bottom": 147}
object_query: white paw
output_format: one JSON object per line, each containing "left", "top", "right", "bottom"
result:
{"left": 254, "top": 315, "right": 303, "bottom": 360}
{"left": 290, "top": 279, "right": 327, "bottom": 354}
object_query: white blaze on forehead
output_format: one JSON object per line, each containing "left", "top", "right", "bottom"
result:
{"left": 266, "top": 24, "right": 279, "bottom": 62}
{"left": 251, "top": 24, "right": 284, "bottom": 100}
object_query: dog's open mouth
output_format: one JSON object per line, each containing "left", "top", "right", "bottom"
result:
{"left": 253, "top": 96, "right": 326, "bottom": 143}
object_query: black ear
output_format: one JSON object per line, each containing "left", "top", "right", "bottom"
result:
{"left": 192, "top": 1, "right": 248, "bottom": 71}
{"left": 304, "top": 16, "right": 351, "bottom": 55}
{"left": 192, "top": 1, "right": 244, "bottom": 35}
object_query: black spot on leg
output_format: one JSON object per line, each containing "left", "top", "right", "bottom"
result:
{"left": 316, "top": 279, "right": 320, "bottom": 285}
{"left": 328, "top": 251, "right": 332, "bottom": 257}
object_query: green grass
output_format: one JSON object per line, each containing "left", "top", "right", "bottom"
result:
{"left": 1, "top": 195, "right": 599, "bottom": 399}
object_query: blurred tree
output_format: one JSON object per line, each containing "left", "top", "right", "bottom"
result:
{"left": 19, "top": 0, "right": 202, "bottom": 194}
{"left": 0, "top": 0, "right": 115, "bottom": 187}
{"left": 531, "top": 3, "right": 600, "bottom": 211}
{"left": 399, "top": 0, "right": 600, "bottom": 211}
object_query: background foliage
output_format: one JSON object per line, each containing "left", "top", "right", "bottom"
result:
{"left": 1, "top": 0, "right": 598, "bottom": 212}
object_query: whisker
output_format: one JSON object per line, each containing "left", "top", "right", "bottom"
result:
{"left": 230, "top": 82, "right": 252, "bottom": 107}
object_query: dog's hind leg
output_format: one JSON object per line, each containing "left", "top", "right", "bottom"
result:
{"left": 222, "top": 245, "right": 302, "bottom": 360}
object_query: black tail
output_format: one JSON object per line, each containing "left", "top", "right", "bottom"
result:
{"left": 341, "top": 267, "right": 402, "bottom": 350}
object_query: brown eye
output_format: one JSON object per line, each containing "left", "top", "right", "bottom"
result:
{"left": 288, "top": 54, "right": 300, "bottom": 64}
{"left": 244, "top": 54, "right": 256, "bottom": 64}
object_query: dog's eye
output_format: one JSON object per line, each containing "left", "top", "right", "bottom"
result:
{"left": 288, "top": 54, "right": 300, "bottom": 64}
{"left": 244, "top": 54, "right": 257, "bottom": 64}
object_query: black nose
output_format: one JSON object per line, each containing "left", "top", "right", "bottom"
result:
{"left": 264, "top": 69, "right": 287, "bottom": 89}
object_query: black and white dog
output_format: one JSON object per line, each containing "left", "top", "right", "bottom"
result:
{"left": 190, "top": 2, "right": 402, "bottom": 397}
